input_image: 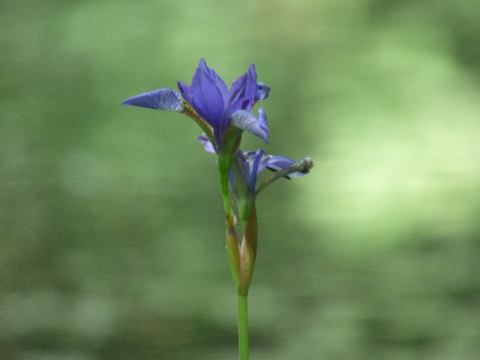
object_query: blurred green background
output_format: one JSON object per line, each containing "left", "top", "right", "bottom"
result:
{"left": 2, "top": 0, "right": 480, "bottom": 359}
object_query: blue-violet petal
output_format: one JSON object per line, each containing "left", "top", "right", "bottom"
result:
{"left": 266, "top": 156, "right": 308, "bottom": 179}
{"left": 122, "top": 89, "right": 183, "bottom": 112}
{"left": 231, "top": 109, "right": 269, "bottom": 143}
{"left": 190, "top": 61, "right": 228, "bottom": 127}
{"left": 255, "top": 82, "right": 270, "bottom": 101}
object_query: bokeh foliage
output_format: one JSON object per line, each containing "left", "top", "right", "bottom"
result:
{"left": 1, "top": 0, "right": 480, "bottom": 359}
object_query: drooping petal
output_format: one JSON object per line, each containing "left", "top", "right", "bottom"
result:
{"left": 198, "top": 135, "right": 216, "bottom": 154}
{"left": 122, "top": 89, "right": 183, "bottom": 112}
{"left": 190, "top": 59, "right": 228, "bottom": 127}
{"left": 257, "top": 108, "right": 268, "bottom": 140}
{"left": 217, "top": 97, "right": 252, "bottom": 151}
{"left": 266, "top": 155, "right": 309, "bottom": 179}
{"left": 223, "top": 98, "right": 252, "bottom": 130}
{"left": 231, "top": 108, "right": 269, "bottom": 143}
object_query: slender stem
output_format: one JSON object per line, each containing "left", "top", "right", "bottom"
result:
{"left": 237, "top": 294, "right": 249, "bottom": 360}
{"left": 255, "top": 157, "right": 314, "bottom": 197}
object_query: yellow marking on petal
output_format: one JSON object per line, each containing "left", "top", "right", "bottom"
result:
{"left": 180, "top": 99, "right": 217, "bottom": 148}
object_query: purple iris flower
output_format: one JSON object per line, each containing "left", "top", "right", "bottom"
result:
{"left": 240, "top": 150, "right": 310, "bottom": 196}
{"left": 199, "top": 135, "right": 310, "bottom": 197}
{"left": 122, "top": 59, "right": 270, "bottom": 151}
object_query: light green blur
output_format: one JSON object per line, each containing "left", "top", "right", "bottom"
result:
{"left": 1, "top": 1, "right": 480, "bottom": 359}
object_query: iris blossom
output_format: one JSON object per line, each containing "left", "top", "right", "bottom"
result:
{"left": 199, "top": 135, "right": 312, "bottom": 206}
{"left": 122, "top": 59, "right": 270, "bottom": 153}
{"left": 122, "top": 59, "right": 313, "bottom": 359}
{"left": 237, "top": 150, "right": 312, "bottom": 198}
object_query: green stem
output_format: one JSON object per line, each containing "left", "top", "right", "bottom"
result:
{"left": 238, "top": 294, "right": 249, "bottom": 360}
{"left": 255, "top": 156, "right": 314, "bottom": 197}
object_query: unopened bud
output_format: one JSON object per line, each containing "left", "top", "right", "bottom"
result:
{"left": 299, "top": 157, "right": 314, "bottom": 173}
